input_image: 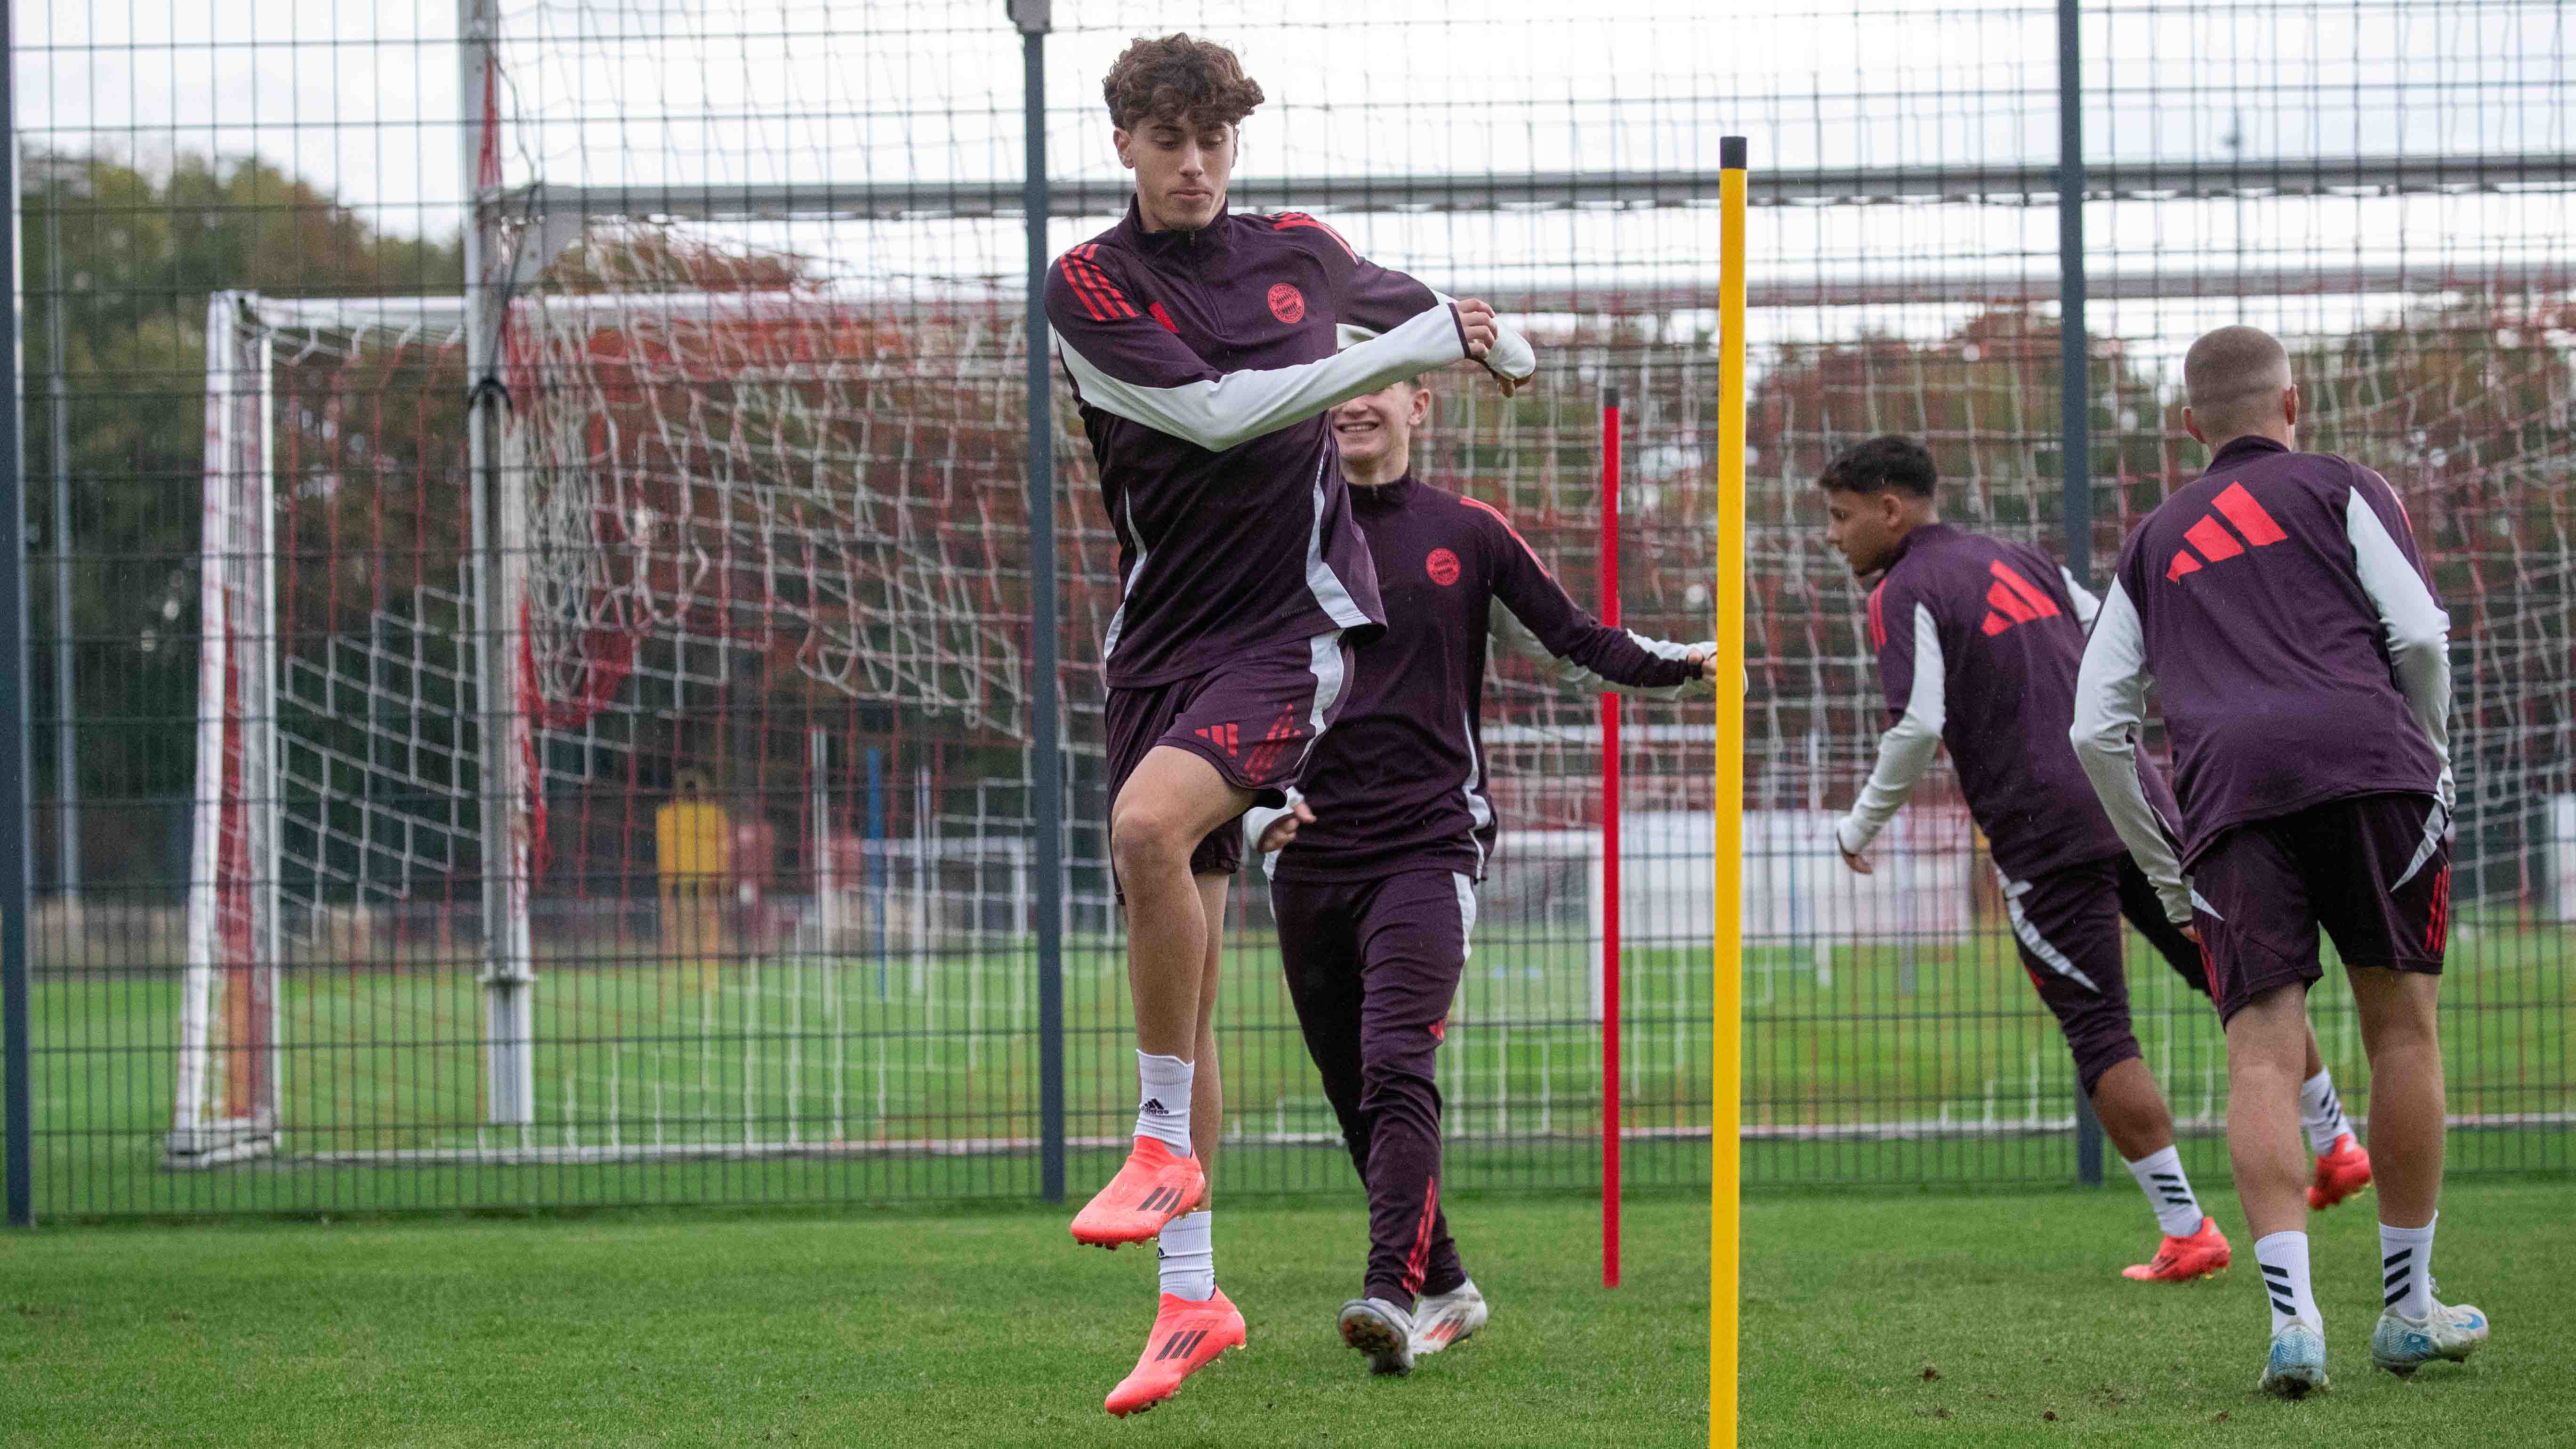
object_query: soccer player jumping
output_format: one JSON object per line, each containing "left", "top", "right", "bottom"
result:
{"left": 1044, "top": 34, "right": 1537, "bottom": 1416}
{"left": 2073, "top": 326, "right": 2485, "bottom": 1396}
{"left": 1250, "top": 373, "right": 1713, "bottom": 1376}
{"left": 1818, "top": 435, "right": 2369, "bottom": 1285}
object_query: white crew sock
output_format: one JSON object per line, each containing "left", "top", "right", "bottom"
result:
{"left": 2300, "top": 1071, "right": 2355, "bottom": 1155}
{"left": 2254, "top": 1231, "right": 2322, "bottom": 1334}
{"left": 2122, "top": 1145, "right": 2207, "bottom": 1238}
{"left": 1135, "top": 1051, "right": 1194, "bottom": 1154}
{"left": 2381, "top": 1214, "right": 2438, "bottom": 1320}
{"left": 1158, "top": 1210, "right": 1216, "bottom": 1302}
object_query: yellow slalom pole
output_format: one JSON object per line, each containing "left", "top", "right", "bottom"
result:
{"left": 1709, "top": 133, "right": 1748, "bottom": 1449}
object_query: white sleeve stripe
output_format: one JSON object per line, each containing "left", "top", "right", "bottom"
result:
{"left": 2059, "top": 565, "right": 2102, "bottom": 628}
{"left": 1054, "top": 303, "right": 1464, "bottom": 453}
{"left": 2069, "top": 579, "right": 2191, "bottom": 920}
{"left": 1431, "top": 290, "right": 1536, "bottom": 381}
{"left": 2344, "top": 486, "right": 2452, "bottom": 777}
{"left": 1836, "top": 603, "right": 1944, "bottom": 853}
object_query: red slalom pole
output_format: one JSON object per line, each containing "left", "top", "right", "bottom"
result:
{"left": 1600, "top": 384, "right": 1623, "bottom": 1289}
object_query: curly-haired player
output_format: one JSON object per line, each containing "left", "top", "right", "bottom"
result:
{"left": 1045, "top": 33, "right": 1537, "bottom": 1417}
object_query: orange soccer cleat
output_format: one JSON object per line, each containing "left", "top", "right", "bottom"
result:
{"left": 1071, "top": 1136, "right": 1205, "bottom": 1248}
{"left": 2307, "top": 1133, "right": 2374, "bottom": 1211}
{"left": 2123, "top": 1216, "right": 2233, "bottom": 1283}
{"left": 1103, "top": 1290, "right": 1246, "bottom": 1417}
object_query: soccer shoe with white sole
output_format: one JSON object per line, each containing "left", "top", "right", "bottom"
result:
{"left": 2371, "top": 1297, "right": 2488, "bottom": 1377}
{"left": 1338, "top": 1296, "right": 1417, "bottom": 1377}
{"left": 2307, "top": 1133, "right": 2374, "bottom": 1211}
{"left": 1071, "top": 1137, "right": 1204, "bottom": 1248}
{"left": 1103, "top": 1289, "right": 1246, "bottom": 1417}
{"left": 2121, "top": 1216, "right": 2232, "bottom": 1282}
{"left": 2258, "top": 1320, "right": 2330, "bottom": 1399}
{"left": 1411, "top": 1279, "right": 1489, "bottom": 1356}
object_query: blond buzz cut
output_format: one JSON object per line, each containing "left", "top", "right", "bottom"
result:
{"left": 2182, "top": 324, "right": 2294, "bottom": 442}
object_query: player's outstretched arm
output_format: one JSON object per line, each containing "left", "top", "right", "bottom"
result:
{"left": 1835, "top": 596, "right": 1943, "bottom": 872}
{"left": 2345, "top": 467, "right": 2455, "bottom": 809}
{"left": 1286, "top": 213, "right": 1538, "bottom": 392}
{"left": 1047, "top": 250, "right": 1470, "bottom": 454}
{"left": 2069, "top": 578, "right": 2192, "bottom": 921}
{"left": 1474, "top": 497, "right": 1708, "bottom": 699}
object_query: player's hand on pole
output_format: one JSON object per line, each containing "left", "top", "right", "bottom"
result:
{"left": 1690, "top": 643, "right": 1719, "bottom": 683}
{"left": 1254, "top": 798, "right": 1316, "bottom": 854}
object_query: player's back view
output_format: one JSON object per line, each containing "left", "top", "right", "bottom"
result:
{"left": 2073, "top": 325, "right": 2484, "bottom": 1396}
{"left": 1819, "top": 436, "right": 2366, "bottom": 1286}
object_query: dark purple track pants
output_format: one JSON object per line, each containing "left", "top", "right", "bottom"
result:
{"left": 1269, "top": 867, "right": 1477, "bottom": 1308}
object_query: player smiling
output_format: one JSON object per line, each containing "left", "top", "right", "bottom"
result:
{"left": 1252, "top": 373, "right": 1712, "bottom": 1376}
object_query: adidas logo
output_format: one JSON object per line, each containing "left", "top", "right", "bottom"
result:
{"left": 2166, "top": 482, "right": 2288, "bottom": 582}
{"left": 1140, "top": 1097, "right": 1172, "bottom": 1116}
{"left": 1241, "top": 708, "right": 1306, "bottom": 779}
{"left": 1979, "top": 560, "right": 2062, "bottom": 636}
{"left": 1192, "top": 724, "right": 1240, "bottom": 757}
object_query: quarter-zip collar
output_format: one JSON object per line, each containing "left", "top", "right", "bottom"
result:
{"left": 1347, "top": 471, "right": 1416, "bottom": 514}
{"left": 1117, "top": 195, "right": 1236, "bottom": 259}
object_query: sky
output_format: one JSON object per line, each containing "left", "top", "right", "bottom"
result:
{"left": 19, "top": 0, "right": 2572, "bottom": 367}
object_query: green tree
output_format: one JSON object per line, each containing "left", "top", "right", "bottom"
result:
{"left": 23, "top": 152, "right": 463, "bottom": 891}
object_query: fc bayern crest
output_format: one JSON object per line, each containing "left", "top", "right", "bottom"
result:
{"left": 1267, "top": 283, "right": 1306, "bottom": 323}
{"left": 1425, "top": 548, "right": 1462, "bottom": 586}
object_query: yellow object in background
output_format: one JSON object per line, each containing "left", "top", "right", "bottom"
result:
{"left": 657, "top": 770, "right": 732, "bottom": 983}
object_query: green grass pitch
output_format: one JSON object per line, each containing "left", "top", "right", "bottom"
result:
{"left": 2, "top": 1178, "right": 2566, "bottom": 1447}
{"left": 28, "top": 912, "right": 2569, "bottom": 1214}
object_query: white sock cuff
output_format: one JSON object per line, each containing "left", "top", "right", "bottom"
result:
{"left": 2254, "top": 1230, "right": 2319, "bottom": 1331}
{"left": 2121, "top": 1146, "right": 2203, "bottom": 1237}
{"left": 2121, "top": 1145, "right": 2182, "bottom": 1174}
{"left": 2379, "top": 1214, "right": 2436, "bottom": 1241}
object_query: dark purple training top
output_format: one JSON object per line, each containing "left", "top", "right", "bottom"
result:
{"left": 2101, "top": 436, "right": 2445, "bottom": 862}
{"left": 1866, "top": 523, "right": 2160, "bottom": 881}
{"left": 1047, "top": 201, "right": 1478, "bottom": 689}
{"left": 1273, "top": 474, "right": 1703, "bottom": 884}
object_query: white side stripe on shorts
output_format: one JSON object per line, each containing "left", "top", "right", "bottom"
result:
{"left": 1451, "top": 872, "right": 1479, "bottom": 962}
{"left": 1999, "top": 874, "right": 2101, "bottom": 993}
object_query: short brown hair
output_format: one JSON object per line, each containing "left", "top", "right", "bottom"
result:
{"left": 1103, "top": 33, "right": 1264, "bottom": 132}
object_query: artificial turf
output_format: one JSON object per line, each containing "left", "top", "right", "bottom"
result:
{"left": 0, "top": 1177, "right": 2566, "bottom": 1448}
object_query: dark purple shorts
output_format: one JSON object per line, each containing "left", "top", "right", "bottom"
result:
{"left": 1103, "top": 632, "right": 1355, "bottom": 878}
{"left": 1998, "top": 853, "right": 2209, "bottom": 1096}
{"left": 2190, "top": 792, "right": 2451, "bottom": 1025}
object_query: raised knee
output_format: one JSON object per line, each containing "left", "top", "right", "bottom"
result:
{"left": 1110, "top": 807, "right": 1195, "bottom": 878}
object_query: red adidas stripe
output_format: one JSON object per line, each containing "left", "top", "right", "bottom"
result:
{"left": 1458, "top": 495, "right": 1552, "bottom": 575}
{"left": 2210, "top": 483, "right": 2288, "bottom": 546}
{"left": 1057, "top": 255, "right": 1116, "bottom": 322}
{"left": 1068, "top": 249, "right": 1136, "bottom": 320}
{"left": 1273, "top": 211, "right": 1358, "bottom": 260}
{"left": 1988, "top": 560, "right": 2060, "bottom": 618}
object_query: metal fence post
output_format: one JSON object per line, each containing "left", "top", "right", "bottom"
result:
{"left": 2, "top": 0, "right": 35, "bottom": 1227}
{"left": 2059, "top": 0, "right": 2106, "bottom": 1190}
{"left": 1011, "top": 0, "right": 1066, "bottom": 1204}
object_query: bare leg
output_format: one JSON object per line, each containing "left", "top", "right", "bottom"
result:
{"left": 2088, "top": 1056, "right": 2178, "bottom": 1163}
{"left": 1110, "top": 748, "right": 1252, "bottom": 1057}
{"left": 2347, "top": 967, "right": 2444, "bottom": 1229}
{"left": 1190, "top": 873, "right": 1229, "bottom": 1206}
{"left": 2225, "top": 982, "right": 2314, "bottom": 1241}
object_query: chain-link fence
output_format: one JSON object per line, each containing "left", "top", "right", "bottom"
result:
{"left": 7, "top": 0, "right": 2568, "bottom": 1218}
